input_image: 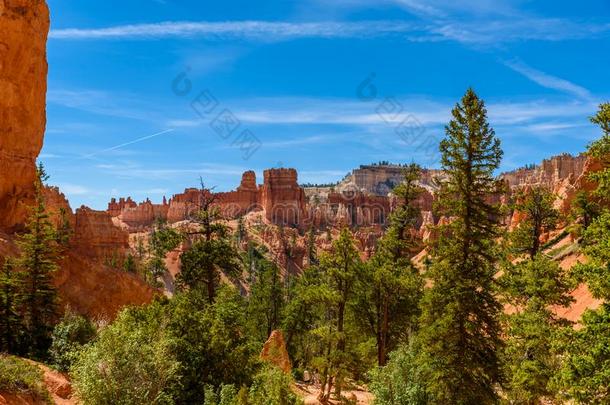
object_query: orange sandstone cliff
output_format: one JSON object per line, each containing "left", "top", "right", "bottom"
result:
{"left": 0, "top": 0, "right": 154, "bottom": 320}
{"left": 0, "top": 0, "right": 50, "bottom": 231}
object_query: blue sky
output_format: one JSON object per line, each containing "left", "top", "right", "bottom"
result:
{"left": 42, "top": 0, "right": 610, "bottom": 209}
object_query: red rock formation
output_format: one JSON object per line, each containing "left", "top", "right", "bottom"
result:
{"left": 261, "top": 168, "right": 306, "bottom": 226}
{"left": 501, "top": 154, "right": 591, "bottom": 227}
{"left": 0, "top": 0, "right": 155, "bottom": 321}
{"left": 43, "top": 186, "right": 75, "bottom": 229}
{"left": 215, "top": 170, "right": 262, "bottom": 217}
{"left": 0, "top": 0, "right": 50, "bottom": 231}
{"left": 73, "top": 206, "right": 129, "bottom": 262}
{"left": 107, "top": 197, "right": 137, "bottom": 217}
{"left": 54, "top": 252, "right": 155, "bottom": 320}
{"left": 260, "top": 330, "right": 292, "bottom": 373}
{"left": 120, "top": 198, "right": 169, "bottom": 231}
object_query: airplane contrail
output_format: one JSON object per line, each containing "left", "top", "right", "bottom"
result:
{"left": 81, "top": 128, "right": 175, "bottom": 159}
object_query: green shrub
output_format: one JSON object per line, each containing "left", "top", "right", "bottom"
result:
{"left": 49, "top": 310, "right": 96, "bottom": 372}
{"left": 248, "top": 365, "right": 302, "bottom": 405}
{"left": 71, "top": 301, "right": 179, "bottom": 405}
{"left": 0, "top": 354, "right": 51, "bottom": 403}
{"left": 219, "top": 384, "right": 239, "bottom": 405}
{"left": 369, "top": 343, "right": 429, "bottom": 405}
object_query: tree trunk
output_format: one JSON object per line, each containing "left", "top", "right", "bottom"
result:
{"left": 380, "top": 296, "right": 390, "bottom": 366}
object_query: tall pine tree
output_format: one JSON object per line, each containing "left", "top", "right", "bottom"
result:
{"left": 17, "top": 163, "right": 61, "bottom": 359}
{"left": 354, "top": 163, "right": 424, "bottom": 366}
{"left": 417, "top": 88, "right": 504, "bottom": 403}
{"left": 317, "top": 228, "right": 362, "bottom": 401}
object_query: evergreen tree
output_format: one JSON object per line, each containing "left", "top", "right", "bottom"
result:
{"left": 281, "top": 265, "right": 326, "bottom": 370}
{"left": 354, "top": 163, "right": 424, "bottom": 366}
{"left": 570, "top": 190, "right": 600, "bottom": 232}
{"left": 557, "top": 103, "right": 610, "bottom": 403}
{"left": 16, "top": 163, "right": 61, "bottom": 358}
{"left": 588, "top": 103, "right": 610, "bottom": 201}
{"left": 0, "top": 258, "right": 21, "bottom": 353}
{"left": 510, "top": 186, "right": 559, "bottom": 258}
{"left": 146, "top": 219, "right": 182, "bottom": 287}
{"left": 417, "top": 88, "right": 504, "bottom": 403}
{"left": 236, "top": 216, "right": 247, "bottom": 245}
{"left": 500, "top": 256, "right": 574, "bottom": 403}
{"left": 355, "top": 228, "right": 423, "bottom": 367}
{"left": 177, "top": 182, "right": 241, "bottom": 302}
{"left": 123, "top": 253, "right": 137, "bottom": 273}
{"left": 247, "top": 254, "right": 285, "bottom": 342}
{"left": 55, "top": 207, "right": 73, "bottom": 247}
{"left": 390, "top": 163, "right": 424, "bottom": 248}
{"left": 178, "top": 238, "right": 241, "bottom": 303}
{"left": 317, "top": 228, "right": 362, "bottom": 400}
{"left": 559, "top": 210, "right": 610, "bottom": 403}
{"left": 306, "top": 226, "right": 318, "bottom": 266}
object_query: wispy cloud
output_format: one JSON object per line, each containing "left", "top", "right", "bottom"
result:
{"left": 504, "top": 60, "right": 592, "bottom": 100}
{"left": 49, "top": 18, "right": 610, "bottom": 44}
{"left": 50, "top": 20, "right": 420, "bottom": 40}
{"left": 96, "top": 162, "right": 249, "bottom": 181}
{"left": 165, "top": 95, "right": 598, "bottom": 134}
{"left": 47, "top": 89, "right": 158, "bottom": 121}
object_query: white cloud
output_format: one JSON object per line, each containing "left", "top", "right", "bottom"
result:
{"left": 96, "top": 162, "right": 250, "bottom": 181}
{"left": 504, "top": 60, "right": 592, "bottom": 100}
{"left": 50, "top": 20, "right": 419, "bottom": 40}
{"left": 49, "top": 18, "right": 610, "bottom": 45}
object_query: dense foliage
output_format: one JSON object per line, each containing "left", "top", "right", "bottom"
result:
{"left": 49, "top": 310, "right": 96, "bottom": 372}
{"left": 5, "top": 95, "right": 610, "bottom": 405}
{"left": 0, "top": 354, "right": 50, "bottom": 403}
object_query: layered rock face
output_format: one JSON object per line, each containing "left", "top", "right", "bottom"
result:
{"left": 0, "top": 0, "right": 50, "bottom": 230}
{"left": 54, "top": 252, "right": 154, "bottom": 319}
{"left": 106, "top": 154, "right": 589, "bottom": 236}
{"left": 338, "top": 164, "right": 444, "bottom": 196}
{"left": 216, "top": 170, "right": 261, "bottom": 217}
{"left": 73, "top": 207, "right": 129, "bottom": 261}
{"left": 502, "top": 154, "right": 587, "bottom": 189}
{"left": 260, "top": 168, "right": 306, "bottom": 226}
{"left": 501, "top": 154, "right": 590, "bottom": 224}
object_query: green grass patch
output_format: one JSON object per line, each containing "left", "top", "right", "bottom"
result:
{"left": 0, "top": 354, "right": 51, "bottom": 403}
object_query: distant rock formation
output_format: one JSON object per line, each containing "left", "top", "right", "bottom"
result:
{"left": 109, "top": 169, "right": 307, "bottom": 229}
{"left": 0, "top": 0, "right": 50, "bottom": 231}
{"left": 261, "top": 168, "right": 306, "bottom": 226}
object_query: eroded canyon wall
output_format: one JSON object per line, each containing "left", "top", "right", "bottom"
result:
{"left": 0, "top": 0, "right": 49, "bottom": 230}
